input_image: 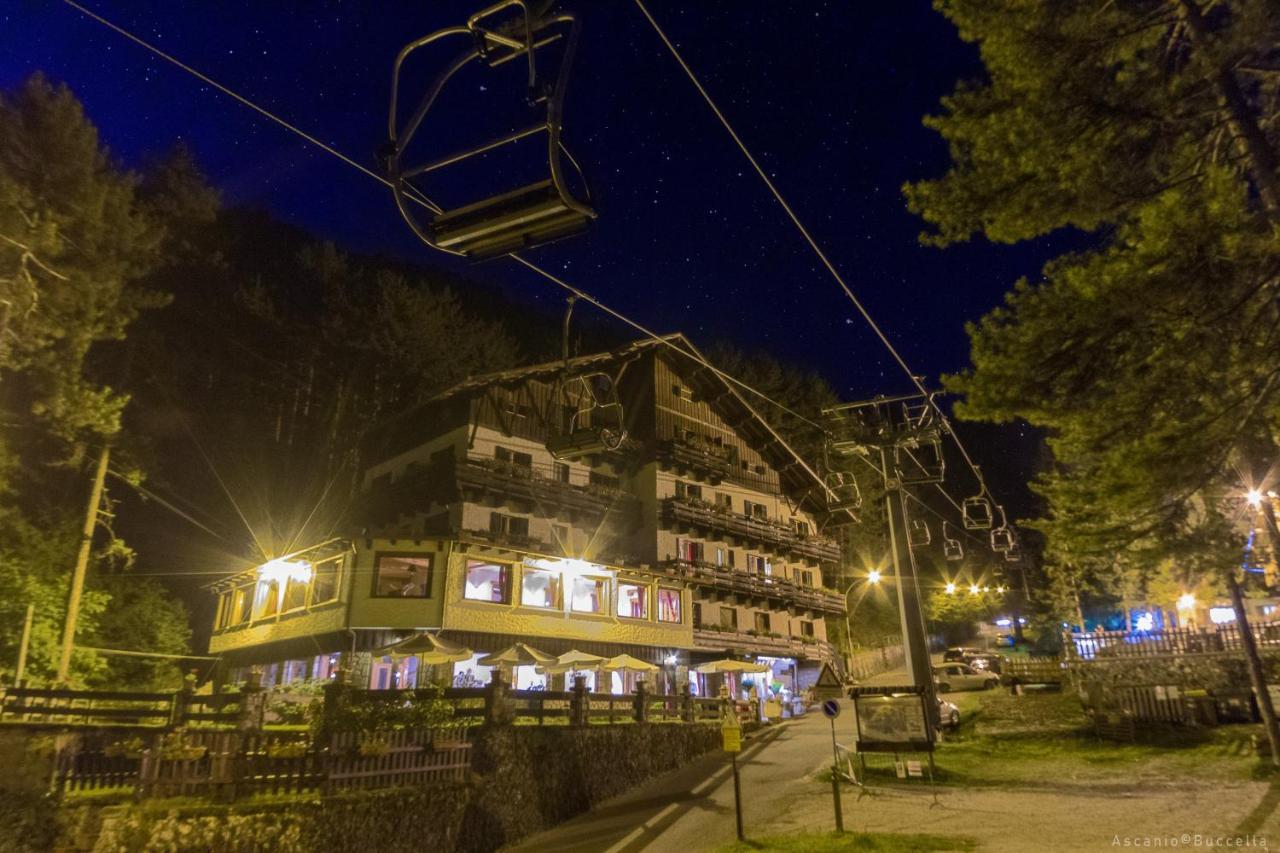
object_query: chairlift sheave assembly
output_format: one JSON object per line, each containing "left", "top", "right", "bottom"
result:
{"left": 386, "top": 0, "right": 596, "bottom": 260}
{"left": 547, "top": 371, "right": 627, "bottom": 460}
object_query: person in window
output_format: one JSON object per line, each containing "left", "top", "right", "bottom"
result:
{"left": 399, "top": 564, "right": 426, "bottom": 597}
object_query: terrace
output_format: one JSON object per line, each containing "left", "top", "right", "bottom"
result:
{"left": 658, "top": 496, "right": 841, "bottom": 563}
{"left": 655, "top": 558, "right": 846, "bottom": 616}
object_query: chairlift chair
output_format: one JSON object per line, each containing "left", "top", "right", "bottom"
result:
{"left": 908, "top": 518, "right": 931, "bottom": 548}
{"left": 547, "top": 371, "right": 627, "bottom": 460}
{"left": 386, "top": 1, "right": 596, "bottom": 260}
{"left": 962, "top": 494, "right": 994, "bottom": 530}
{"left": 893, "top": 434, "right": 945, "bottom": 485}
{"left": 942, "top": 523, "right": 963, "bottom": 561}
{"left": 823, "top": 471, "right": 862, "bottom": 513}
{"left": 989, "top": 506, "right": 1014, "bottom": 553}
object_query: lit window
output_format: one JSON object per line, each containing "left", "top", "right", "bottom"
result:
{"left": 658, "top": 588, "right": 682, "bottom": 623}
{"left": 373, "top": 554, "right": 433, "bottom": 598}
{"left": 312, "top": 558, "right": 340, "bottom": 604}
{"left": 1209, "top": 607, "right": 1236, "bottom": 624}
{"left": 464, "top": 561, "right": 510, "bottom": 604}
{"left": 252, "top": 579, "right": 280, "bottom": 619}
{"left": 282, "top": 572, "right": 309, "bottom": 611}
{"left": 571, "top": 576, "right": 608, "bottom": 613}
{"left": 618, "top": 582, "right": 648, "bottom": 619}
{"left": 230, "top": 586, "right": 251, "bottom": 626}
{"left": 521, "top": 567, "right": 561, "bottom": 609}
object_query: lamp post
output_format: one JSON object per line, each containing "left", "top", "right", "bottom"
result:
{"left": 841, "top": 571, "right": 883, "bottom": 671}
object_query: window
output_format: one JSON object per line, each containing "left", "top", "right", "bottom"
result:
{"left": 617, "top": 582, "right": 648, "bottom": 619}
{"left": 571, "top": 576, "right": 608, "bottom": 613}
{"left": 677, "top": 538, "right": 705, "bottom": 563}
{"left": 715, "top": 492, "right": 733, "bottom": 511}
{"left": 748, "top": 554, "right": 771, "bottom": 577}
{"left": 675, "top": 481, "right": 702, "bottom": 501}
{"left": 793, "top": 519, "right": 811, "bottom": 536}
{"left": 719, "top": 606, "right": 738, "bottom": 631}
{"left": 754, "top": 612, "right": 771, "bottom": 634}
{"left": 464, "top": 560, "right": 510, "bottom": 603}
{"left": 743, "top": 501, "right": 768, "bottom": 521}
{"left": 715, "top": 547, "right": 727, "bottom": 567}
{"left": 282, "top": 572, "right": 310, "bottom": 611}
{"left": 229, "top": 586, "right": 251, "bottom": 626}
{"left": 692, "top": 602, "right": 702, "bottom": 628}
{"left": 312, "top": 558, "right": 340, "bottom": 604}
{"left": 672, "top": 383, "right": 691, "bottom": 400}
{"left": 495, "top": 446, "right": 532, "bottom": 468}
{"left": 489, "top": 513, "right": 530, "bottom": 538}
{"left": 798, "top": 570, "right": 815, "bottom": 587}
{"left": 373, "top": 554, "right": 433, "bottom": 598}
{"left": 252, "top": 579, "right": 280, "bottom": 619}
{"left": 521, "top": 567, "right": 561, "bottom": 609}
{"left": 658, "top": 588, "right": 682, "bottom": 623}
{"left": 800, "top": 621, "right": 815, "bottom": 638}
{"left": 553, "top": 462, "right": 571, "bottom": 483}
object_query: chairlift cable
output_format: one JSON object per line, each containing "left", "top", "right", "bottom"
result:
{"left": 633, "top": 0, "right": 1000, "bottom": 503}
{"left": 57, "top": 0, "right": 864, "bottom": 514}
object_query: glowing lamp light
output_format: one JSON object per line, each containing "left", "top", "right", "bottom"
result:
{"left": 945, "top": 582, "right": 957, "bottom": 595}
{"left": 982, "top": 586, "right": 991, "bottom": 593}
{"left": 996, "top": 586, "right": 1006, "bottom": 594}
{"left": 664, "top": 654, "right": 678, "bottom": 667}
{"left": 1176, "top": 593, "right": 1196, "bottom": 611}
{"left": 867, "top": 570, "right": 882, "bottom": 585}
{"left": 994, "top": 618, "right": 1012, "bottom": 627}
{"left": 1248, "top": 489, "right": 1264, "bottom": 509}
{"left": 969, "top": 584, "right": 980, "bottom": 595}
{"left": 1209, "top": 607, "right": 1236, "bottom": 625}
{"left": 257, "top": 558, "right": 312, "bottom": 585}
{"left": 1134, "top": 612, "right": 1155, "bottom": 632}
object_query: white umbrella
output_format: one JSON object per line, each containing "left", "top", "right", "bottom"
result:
{"left": 477, "top": 642, "right": 557, "bottom": 668}
{"left": 695, "top": 658, "right": 770, "bottom": 675}
{"left": 376, "top": 632, "right": 472, "bottom": 664}
{"left": 602, "top": 653, "right": 659, "bottom": 673}
{"left": 537, "top": 649, "right": 607, "bottom": 675}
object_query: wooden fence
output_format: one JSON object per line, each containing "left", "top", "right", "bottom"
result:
{"left": 1002, "top": 657, "right": 1068, "bottom": 689}
{"left": 1066, "top": 621, "right": 1280, "bottom": 660}
{"left": 846, "top": 643, "right": 905, "bottom": 681}
{"left": 2, "top": 686, "right": 239, "bottom": 728}
{"left": 58, "top": 728, "right": 472, "bottom": 800}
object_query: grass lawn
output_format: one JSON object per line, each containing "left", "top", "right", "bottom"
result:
{"left": 717, "top": 831, "right": 975, "bottom": 852}
{"left": 856, "top": 689, "right": 1271, "bottom": 790}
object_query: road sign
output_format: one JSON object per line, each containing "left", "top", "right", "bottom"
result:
{"left": 822, "top": 698, "right": 841, "bottom": 719}
{"left": 722, "top": 726, "right": 742, "bottom": 753}
{"left": 814, "top": 662, "right": 844, "bottom": 700}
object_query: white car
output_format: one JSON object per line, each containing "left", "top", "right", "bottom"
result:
{"left": 933, "top": 662, "right": 1000, "bottom": 693}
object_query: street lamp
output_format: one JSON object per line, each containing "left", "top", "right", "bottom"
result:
{"left": 945, "top": 582, "right": 956, "bottom": 595}
{"left": 969, "top": 584, "right": 980, "bottom": 595}
{"left": 1248, "top": 489, "right": 1265, "bottom": 510}
{"left": 867, "top": 569, "right": 882, "bottom": 585}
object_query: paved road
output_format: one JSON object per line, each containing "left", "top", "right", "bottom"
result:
{"left": 508, "top": 705, "right": 851, "bottom": 853}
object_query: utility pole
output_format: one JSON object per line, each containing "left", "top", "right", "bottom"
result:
{"left": 14, "top": 603, "right": 34, "bottom": 686}
{"left": 56, "top": 444, "right": 109, "bottom": 685}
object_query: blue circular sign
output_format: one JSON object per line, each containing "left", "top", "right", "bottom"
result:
{"left": 822, "top": 698, "right": 841, "bottom": 719}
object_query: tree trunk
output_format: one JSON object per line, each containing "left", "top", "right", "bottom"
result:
{"left": 1227, "top": 572, "right": 1280, "bottom": 765}
{"left": 1174, "top": 0, "right": 1280, "bottom": 213}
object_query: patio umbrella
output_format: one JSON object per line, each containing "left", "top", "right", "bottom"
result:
{"left": 537, "top": 649, "right": 607, "bottom": 675}
{"left": 376, "top": 632, "right": 472, "bottom": 664}
{"left": 602, "top": 653, "right": 659, "bottom": 673}
{"left": 477, "top": 642, "right": 557, "bottom": 668}
{"left": 695, "top": 658, "right": 770, "bottom": 675}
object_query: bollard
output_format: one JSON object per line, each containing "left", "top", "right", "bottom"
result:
{"left": 570, "top": 674, "right": 589, "bottom": 726}
{"left": 633, "top": 681, "right": 649, "bottom": 724}
{"left": 680, "top": 683, "right": 694, "bottom": 723}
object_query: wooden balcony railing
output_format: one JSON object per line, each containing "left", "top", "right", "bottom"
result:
{"left": 659, "top": 497, "right": 840, "bottom": 563}
{"left": 366, "top": 455, "right": 638, "bottom": 525}
{"left": 692, "top": 627, "right": 837, "bottom": 661}
{"left": 655, "top": 436, "right": 737, "bottom": 483}
{"left": 656, "top": 558, "right": 846, "bottom": 616}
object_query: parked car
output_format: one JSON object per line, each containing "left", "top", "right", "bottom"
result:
{"left": 937, "top": 697, "right": 962, "bottom": 728}
{"left": 966, "top": 653, "right": 1004, "bottom": 674}
{"left": 933, "top": 662, "right": 1000, "bottom": 693}
{"left": 942, "top": 647, "right": 980, "bottom": 663}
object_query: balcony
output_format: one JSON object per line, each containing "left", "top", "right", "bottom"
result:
{"left": 655, "top": 436, "right": 736, "bottom": 484}
{"left": 659, "top": 497, "right": 840, "bottom": 563}
{"left": 656, "top": 559, "right": 846, "bottom": 616}
{"left": 693, "top": 627, "right": 837, "bottom": 661}
{"left": 367, "top": 455, "right": 638, "bottom": 524}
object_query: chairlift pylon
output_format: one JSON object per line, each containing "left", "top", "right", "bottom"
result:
{"left": 386, "top": 0, "right": 596, "bottom": 261}
{"left": 942, "top": 522, "right": 963, "bottom": 561}
{"left": 547, "top": 371, "right": 626, "bottom": 460}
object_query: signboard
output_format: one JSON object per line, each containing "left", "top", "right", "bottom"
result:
{"left": 813, "top": 662, "right": 844, "bottom": 701}
{"left": 906, "top": 760, "right": 923, "bottom": 778}
{"left": 763, "top": 699, "right": 783, "bottom": 721}
{"left": 822, "top": 698, "right": 841, "bottom": 719}
{"left": 852, "top": 692, "right": 932, "bottom": 752}
{"left": 722, "top": 714, "right": 742, "bottom": 753}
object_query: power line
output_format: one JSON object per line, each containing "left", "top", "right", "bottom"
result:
{"left": 56, "top": 0, "right": 868, "bottom": 503}
{"left": 633, "top": 0, "right": 999, "bottom": 507}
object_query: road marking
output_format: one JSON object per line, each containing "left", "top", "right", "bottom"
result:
{"left": 604, "top": 726, "right": 789, "bottom": 853}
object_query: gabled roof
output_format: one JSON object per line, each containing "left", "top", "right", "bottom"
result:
{"left": 366, "top": 332, "right": 831, "bottom": 509}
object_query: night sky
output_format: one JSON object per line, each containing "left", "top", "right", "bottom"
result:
{"left": 2, "top": 1, "right": 1059, "bottom": 511}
